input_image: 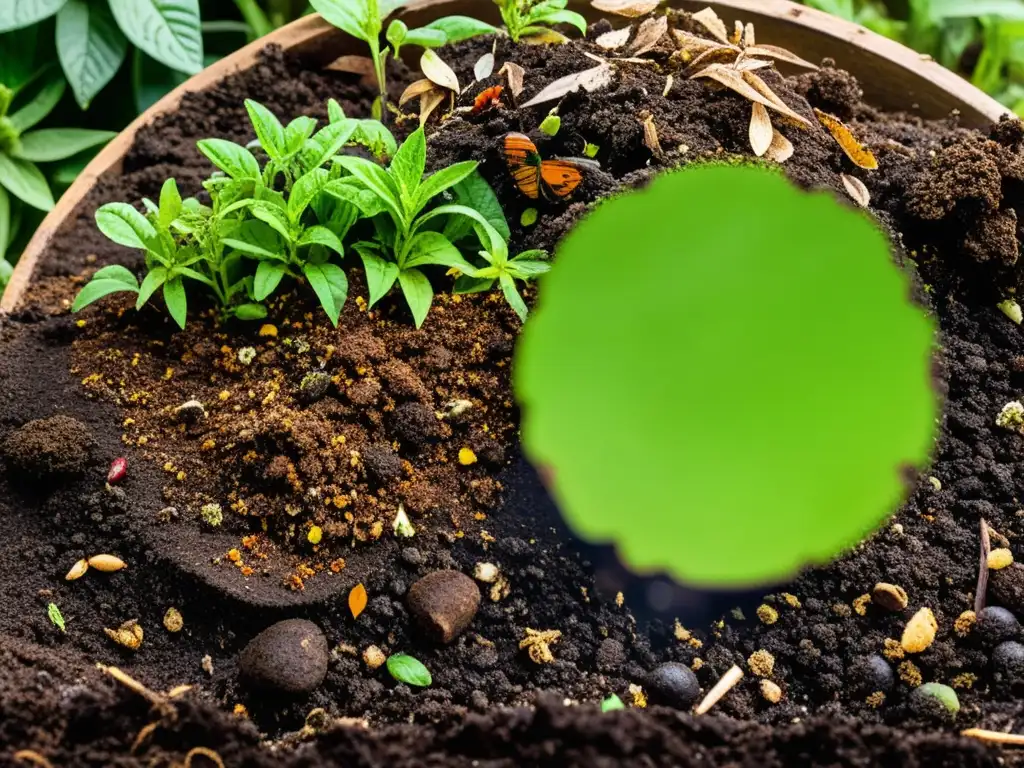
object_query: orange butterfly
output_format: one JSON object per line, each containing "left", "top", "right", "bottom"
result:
{"left": 504, "top": 133, "right": 584, "bottom": 201}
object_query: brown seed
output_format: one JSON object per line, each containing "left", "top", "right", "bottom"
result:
{"left": 163, "top": 608, "right": 183, "bottom": 633}
{"left": 88, "top": 554, "right": 126, "bottom": 572}
{"left": 760, "top": 679, "right": 783, "bottom": 703}
{"left": 105, "top": 619, "right": 143, "bottom": 650}
{"left": 406, "top": 570, "right": 481, "bottom": 644}
{"left": 901, "top": 607, "right": 937, "bottom": 654}
{"left": 65, "top": 559, "right": 89, "bottom": 581}
{"left": 362, "top": 645, "right": 386, "bottom": 670}
{"left": 872, "top": 582, "right": 909, "bottom": 611}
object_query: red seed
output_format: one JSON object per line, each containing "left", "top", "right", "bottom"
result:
{"left": 108, "top": 457, "right": 128, "bottom": 484}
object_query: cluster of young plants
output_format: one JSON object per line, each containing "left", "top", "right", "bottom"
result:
{"left": 492, "top": 0, "right": 588, "bottom": 43}
{"left": 74, "top": 99, "right": 546, "bottom": 328}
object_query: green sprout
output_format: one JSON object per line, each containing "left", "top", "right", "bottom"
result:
{"left": 493, "top": 0, "right": 587, "bottom": 43}
{"left": 539, "top": 113, "right": 562, "bottom": 137}
{"left": 601, "top": 693, "right": 625, "bottom": 711}
{"left": 583, "top": 142, "right": 600, "bottom": 159}
{"left": 515, "top": 164, "right": 937, "bottom": 586}
{"left": 386, "top": 652, "right": 432, "bottom": 686}
{"left": 48, "top": 602, "right": 65, "bottom": 633}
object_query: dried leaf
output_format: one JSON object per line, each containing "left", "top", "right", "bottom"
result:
{"left": 745, "top": 44, "right": 818, "bottom": 70}
{"left": 640, "top": 112, "right": 663, "bottom": 154}
{"left": 745, "top": 22, "right": 756, "bottom": 47}
{"left": 730, "top": 19, "right": 743, "bottom": 45}
{"left": 500, "top": 62, "right": 526, "bottom": 98}
{"left": 596, "top": 27, "right": 632, "bottom": 50}
{"left": 692, "top": 7, "right": 730, "bottom": 44}
{"left": 671, "top": 30, "right": 721, "bottom": 56}
{"left": 421, "top": 49, "right": 460, "bottom": 94}
{"left": 734, "top": 58, "right": 773, "bottom": 72}
{"left": 841, "top": 174, "right": 871, "bottom": 207}
{"left": 663, "top": 73, "right": 674, "bottom": 97}
{"left": 684, "top": 45, "right": 740, "bottom": 73}
{"left": 420, "top": 89, "right": 447, "bottom": 126}
{"left": 749, "top": 103, "right": 773, "bottom": 157}
{"left": 400, "top": 78, "right": 439, "bottom": 107}
{"left": 692, "top": 64, "right": 810, "bottom": 127}
{"left": 591, "top": 0, "right": 661, "bottom": 16}
{"left": 522, "top": 64, "right": 613, "bottom": 108}
{"left": 325, "top": 55, "right": 378, "bottom": 85}
{"left": 522, "top": 29, "right": 570, "bottom": 45}
{"left": 474, "top": 52, "right": 495, "bottom": 81}
{"left": 349, "top": 583, "right": 368, "bottom": 619}
{"left": 741, "top": 70, "right": 812, "bottom": 126}
{"left": 815, "top": 109, "right": 879, "bottom": 170}
{"left": 765, "top": 129, "right": 794, "bottom": 163}
{"left": 629, "top": 15, "right": 668, "bottom": 56}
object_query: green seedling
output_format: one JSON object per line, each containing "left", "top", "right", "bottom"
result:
{"left": 521, "top": 208, "right": 539, "bottom": 227}
{"left": 455, "top": 219, "right": 550, "bottom": 322}
{"left": 601, "top": 693, "right": 625, "bottom": 712}
{"left": 327, "top": 99, "right": 397, "bottom": 163}
{"left": 493, "top": 0, "right": 588, "bottom": 43}
{"left": 387, "top": 652, "right": 432, "bottom": 686}
{"left": 515, "top": 164, "right": 937, "bottom": 586}
{"left": 539, "top": 113, "right": 562, "bottom": 137}
{"left": 584, "top": 142, "right": 600, "bottom": 159}
{"left": 386, "top": 15, "right": 498, "bottom": 59}
{"left": 332, "top": 126, "right": 497, "bottom": 327}
{"left": 48, "top": 602, "right": 65, "bottom": 633}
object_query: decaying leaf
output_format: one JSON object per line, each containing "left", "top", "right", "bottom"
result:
{"left": 765, "top": 129, "right": 794, "bottom": 163}
{"left": 400, "top": 78, "right": 440, "bottom": 107}
{"left": 749, "top": 103, "right": 773, "bottom": 157}
{"left": 349, "top": 583, "right": 368, "bottom": 619}
{"left": 522, "top": 63, "right": 613, "bottom": 109}
{"left": 683, "top": 45, "right": 741, "bottom": 74}
{"left": 742, "top": 69, "right": 812, "bottom": 126}
{"left": 692, "top": 64, "right": 810, "bottom": 127}
{"left": 841, "top": 174, "right": 871, "bottom": 207}
{"left": 523, "top": 29, "right": 570, "bottom": 45}
{"left": 500, "top": 62, "right": 526, "bottom": 98}
{"left": 325, "top": 55, "right": 379, "bottom": 86}
{"left": 640, "top": 112, "right": 663, "bottom": 155}
{"left": 815, "top": 109, "right": 879, "bottom": 170}
{"left": 744, "top": 22, "right": 756, "bottom": 46}
{"left": 671, "top": 29, "right": 722, "bottom": 57}
{"left": 745, "top": 44, "right": 817, "bottom": 70}
{"left": 663, "top": 73, "right": 674, "bottom": 97}
{"left": 734, "top": 59, "right": 774, "bottom": 72}
{"left": 421, "top": 49, "right": 460, "bottom": 94}
{"left": 630, "top": 15, "right": 668, "bottom": 56}
{"left": 596, "top": 26, "right": 632, "bottom": 50}
{"left": 591, "top": 0, "right": 661, "bottom": 16}
{"left": 420, "top": 89, "right": 447, "bottom": 126}
{"left": 474, "top": 52, "right": 495, "bottom": 81}
{"left": 692, "top": 7, "right": 730, "bottom": 44}
{"left": 105, "top": 619, "right": 144, "bottom": 651}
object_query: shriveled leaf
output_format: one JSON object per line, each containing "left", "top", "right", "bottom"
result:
{"left": 745, "top": 44, "right": 817, "bottom": 70}
{"left": 629, "top": 15, "right": 667, "bottom": 56}
{"left": 595, "top": 27, "right": 632, "bottom": 50}
{"left": 474, "top": 52, "right": 495, "bottom": 81}
{"left": 841, "top": 173, "right": 871, "bottom": 207}
{"left": 694, "top": 65, "right": 810, "bottom": 127}
{"left": 420, "top": 90, "right": 447, "bottom": 126}
{"left": 521, "top": 28, "right": 570, "bottom": 44}
{"left": 683, "top": 45, "right": 741, "bottom": 74}
{"left": 692, "top": 7, "right": 730, "bottom": 44}
{"left": 349, "top": 583, "right": 368, "bottom": 619}
{"left": 734, "top": 58, "right": 773, "bottom": 72}
{"left": 815, "top": 109, "right": 879, "bottom": 170}
{"left": 640, "top": 113, "right": 662, "bottom": 154}
{"left": 671, "top": 29, "right": 721, "bottom": 55}
{"left": 741, "top": 70, "right": 811, "bottom": 126}
{"left": 400, "top": 78, "right": 439, "bottom": 107}
{"left": 325, "top": 54, "right": 378, "bottom": 86}
{"left": 765, "top": 129, "right": 795, "bottom": 163}
{"left": 591, "top": 0, "right": 661, "bottom": 17}
{"left": 421, "top": 49, "right": 460, "bottom": 94}
{"left": 522, "top": 63, "right": 612, "bottom": 108}
{"left": 500, "top": 61, "right": 526, "bottom": 98}
{"left": 749, "top": 102, "right": 773, "bottom": 157}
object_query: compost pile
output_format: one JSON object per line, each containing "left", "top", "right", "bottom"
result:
{"left": 3, "top": 7, "right": 1024, "bottom": 766}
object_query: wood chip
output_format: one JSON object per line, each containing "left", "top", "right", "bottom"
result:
{"left": 841, "top": 173, "right": 870, "bottom": 207}
{"left": 421, "top": 49, "right": 460, "bottom": 93}
{"left": 399, "top": 78, "right": 439, "bottom": 107}
{"left": 746, "top": 44, "right": 818, "bottom": 70}
{"left": 629, "top": 15, "right": 668, "bottom": 56}
{"left": 474, "top": 52, "right": 495, "bottom": 81}
{"left": 522, "top": 63, "right": 612, "bottom": 108}
{"left": 765, "top": 129, "right": 794, "bottom": 163}
{"left": 976, "top": 518, "right": 992, "bottom": 613}
{"left": 695, "top": 664, "right": 743, "bottom": 714}
{"left": 596, "top": 27, "right": 632, "bottom": 49}
{"left": 591, "top": 0, "right": 661, "bottom": 16}
{"left": 815, "top": 108, "right": 878, "bottom": 169}
{"left": 692, "top": 7, "right": 730, "bottom": 44}
{"left": 500, "top": 62, "right": 526, "bottom": 98}
{"left": 961, "top": 729, "right": 1024, "bottom": 746}
{"left": 749, "top": 102, "right": 773, "bottom": 157}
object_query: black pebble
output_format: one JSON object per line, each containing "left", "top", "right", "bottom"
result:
{"left": 390, "top": 402, "right": 442, "bottom": 447}
{"left": 977, "top": 606, "right": 1020, "bottom": 645}
{"left": 239, "top": 619, "right": 329, "bottom": 694}
{"left": 993, "top": 641, "right": 1024, "bottom": 680}
{"left": 644, "top": 662, "right": 700, "bottom": 709}
{"left": 850, "top": 654, "right": 894, "bottom": 693}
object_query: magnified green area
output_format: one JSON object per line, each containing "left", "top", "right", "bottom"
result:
{"left": 514, "top": 164, "right": 938, "bottom": 587}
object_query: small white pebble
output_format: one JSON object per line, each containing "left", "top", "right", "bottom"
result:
{"left": 474, "top": 562, "right": 499, "bottom": 583}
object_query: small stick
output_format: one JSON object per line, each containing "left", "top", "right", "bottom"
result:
{"left": 694, "top": 664, "right": 744, "bottom": 715}
{"left": 184, "top": 746, "right": 226, "bottom": 768}
{"left": 961, "top": 728, "right": 1024, "bottom": 746}
{"left": 12, "top": 751, "right": 55, "bottom": 768}
{"left": 131, "top": 721, "right": 160, "bottom": 755}
{"left": 97, "top": 664, "right": 176, "bottom": 719}
{"left": 975, "top": 518, "right": 992, "bottom": 614}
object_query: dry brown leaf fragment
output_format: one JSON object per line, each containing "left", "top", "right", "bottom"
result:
{"left": 741, "top": 70, "right": 811, "bottom": 126}
{"left": 105, "top": 619, "right": 144, "bottom": 651}
{"left": 841, "top": 174, "right": 871, "bottom": 207}
{"left": 814, "top": 108, "right": 879, "bottom": 169}
{"left": 692, "top": 7, "right": 730, "bottom": 44}
{"left": 521, "top": 63, "right": 613, "bottom": 108}
{"left": 765, "top": 129, "right": 794, "bottom": 162}
{"left": 629, "top": 15, "right": 668, "bottom": 56}
{"left": 523, "top": 29, "right": 570, "bottom": 45}
{"left": 745, "top": 44, "right": 818, "bottom": 70}
{"left": 421, "top": 49, "right": 460, "bottom": 94}
{"left": 683, "top": 43, "right": 740, "bottom": 74}
{"left": 591, "top": 0, "right": 661, "bottom": 16}
{"left": 640, "top": 111, "right": 663, "bottom": 154}
{"left": 324, "top": 55, "right": 378, "bottom": 85}
{"left": 734, "top": 58, "right": 773, "bottom": 72}
{"left": 500, "top": 62, "right": 526, "bottom": 98}
{"left": 671, "top": 29, "right": 721, "bottom": 56}
{"left": 596, "top": 27, "right": 632, "bottom": 49}
{"left": 419, "top": 90, "right": 447, "bottom": 126}
{"left": 749, "top": 103, "right": 773, "bottom": 157}
{"left": 692, "top": 64, "right": 809, "bottom": 127}
{"left": 520, "top": 627, "right": 562, "bottom": 663}
{"left": 474, "top": 52, "right": 495, "bottom": 81}
{"left": 730, "top": 19, "right": 743, "bottom": 45}
{"left": 400, "top": 78, "right": 439, "bottom": 107}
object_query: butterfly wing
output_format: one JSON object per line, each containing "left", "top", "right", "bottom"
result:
{"left": 540, "top": 160, "right": 583, "bottom": 200}
{"left": 512, "top": 166, "right": 541, "bottom": 200}
{"left": 505, "top": 133, "right": 542, "bottom": 199}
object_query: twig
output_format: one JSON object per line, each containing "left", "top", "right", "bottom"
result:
{"left": 961, "top": 728, "right": 1024, "bottom": 746}
{"left": 183, "top": 746, "right": 226, "bottom": 768}
{"left": 131, "top": 721, "right": 161, "bottom": 755}
{"left": 97, "top": 664, "right": 176, "bottom": 720}
{"left": 12, "top": 751, "right": 54, "bottom": 768}
{"left": 975, "top": 518, "right": 992, "bottom": 614}
{"left": 694, "top": 664, "right": 744, "bottom": 715}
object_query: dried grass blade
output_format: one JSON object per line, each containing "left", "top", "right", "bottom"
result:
{"left": 629, "top": 15, "right": 668, "bottom": 56}
{"left": 522, "top": 64, "right": 613, "bottom": 108}
{"left": 591, "top": 0, "right": 661, "bottom": 16}
{"left": 734, "top": 58, "right": 773, "bottom": 72}
{"left": 745, "top": 44, "right": 818, "bottom": 70}
{"left": 749, "top": 103, "right": 773, "bottom": 157}
{"left": 814, "top": 108, "right": 879, "bottom": 169}
{"left": 692, "top": 7, "right": 730, "bottom": 44}
{"left": 841, "top": 173, "right": 870, "bottom": 207}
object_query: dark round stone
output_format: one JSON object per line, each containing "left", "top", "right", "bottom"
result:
{"left": 596, "top": 638, "right": 627, "bottom": 673}
{"left": 407, "top": 570, "right": 481, "bottom": 644}
{"left": 993, "top": 641, "right": 1024, "bottom": 680}
{"left": 3, "top": 415, "right": 95, "bottom": 480}
{"left": 361, "top": 443, "right": 404, "bottom": 485}
{"left": 977, "top": 606, "right": 1020, "bottom": 645}
{"left": 849, "top": 654, "right": 894, "bottom": 693}
{"left": 990, "top": 564, "right": 1024, "bottom": 611}
{"left": 239, "top": 619, "right": 328, "bottom": 694}
{"left": 644, "top": 662, "right": 700, "bottom": 709}
{"left": 390, "top": 402, "right": 441, "bottom": 447}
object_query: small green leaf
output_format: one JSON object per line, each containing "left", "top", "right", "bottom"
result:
{"left": 0, "top": 0, "right": 67, "bottom": 33}
{"left": 8, "top": 74, "right": 65, "bottom": 133}
{"left": 163, "top": 276, "right": 188, "bottom": 328}
{"left": 539, "top": 114, "right": 562, "bottom": 137}
{"left": 300, "top": 119, "right": 358, "bottom": 171}
{"left": 137, "top": 266, "right": 167, "bottom": 308}
{"left": 250, "top": 203, "right": 293, "bottom": 242}
{"left": 108, "top": 0, "right": 202, "bottom": 74}
{"left": 454, "top": 274, "right": 495, "bottom": 294}
{"left": 309, "top": 0, "right": 368, "bottom": 41}
{"left": 304, "top": 262, "right": 348, "bottom": 326}
{"left": 389, "top": 126, "right": 427, "bottom": 201}
{"left": 422, "top": 15, "right": 498, "bottom": 43}
{"left": 56, "top": 0, "right": 128, "bottom": 109}
{"left": 158, "top": 178, "right": 182, "bottom": 228}
{"left": 530, "top": 8, "right": 588, "bottom": 35}
{"left": 386, "top": 652, "right": 432, "bottom": 686}
{"left": 284, "top": 116, "right": 318, "bottom": 157}
{"left": 0, "top": 155, "right": 55, "bottom": 211}
{"left": 584, "top": 142, "right": 600, "bottom": 159}
{"left": 416, "top": 160, "right": 479, "bottom": 212}
{"left": 352, "top": 120, "right": 397, "bottom": 161}
{"left": 47, "top": 602, "right": 66, "bottom": 633}
{"left": 445, "top": 171, "right": 510, "bottom": 243}
{"left": 500, "top": 272, "right": 529, "bottom": 322}
{"left": 71, "top": 277, "right": 139, "bottom": 312}
{"left": 386, "top": 19, "right": 408, "bottom": 53}
{"left": 398, "top": 267, "right": 433, "bottom": 328}
{"left": 234, "top": 303, "right": 268, "bottom": 320}
{"left": 91, "top": 264, "right": 140, "bottom": 287}
{"left": 223, "top": 219, "right": 284, "bottom": 260}
{"left": 336, "top": 156, "right": 404, "bottom": 222}
{"left": 601, "top": 693, "right": 625, "bottom": 712}
{"left": 197, "top": 138, "right": 261, "bottom": 180}
{"left": 95, "top": 203, "right": 156, "bottom": 249}
{"left": 402, "top": 27, "right": 448, "bottom": 49}
{"left": 14, "top": 128, "right": 116, "bottom": 162}
{"left": 254, "top": 260, "right": 287, "bottom": 301}
{"left": 324, "top": 177, "right": 391, "bottom": 218}
{"left": 288, "top": 168, "right": 330, "bottom": 223}
{"left": 298, "top": 225, "right": 344, "bottom": 254}
{"left": 404, "top": 231, "right": 475, "bottom": 271}
{"left": 356, "top": 244, "right": 400, "bottom": 307}
{"left": 245, "top": 99, "right": 286, "bottom": 161}
{"left": 521, "top": 208, "right": 539, "bottom": 227}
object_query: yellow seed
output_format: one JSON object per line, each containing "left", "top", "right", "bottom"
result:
{"left": 458, "top": 447, "right": 478, "bottom": 466}
{"left": 872, "top": 582, "right": 908, "bottom": 611}
{"left": 105, "top": 619, "right": 144, "bottom": 650}
{"left": 901, "top": 607, "right": 937, "bottom": 653}
{"left": 988, "top": 548, "right": 1014, "bottom": 570}
{"left": 308, "top": 526, "right": 323, "bottom": 545}
{"left": 65, "top": 559, "right": 89, "bottom": 581}
{"left": 954, "top": 610, "right": 976, "bottom": 636}
{"left": 760, "top": 679, "right": 782, "bottom": 703}
{"left": 259, "top": 324, "right": 278, "bottom": 338}
{"left": 88, "top": 554, "right": 127, "bottom": 572}
{"left": 163, "top": 608, "right": 184, "bottom": 633}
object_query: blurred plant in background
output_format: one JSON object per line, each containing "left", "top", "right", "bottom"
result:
{"left": 0, "top": 0, "right": 1023, "bottom": 295}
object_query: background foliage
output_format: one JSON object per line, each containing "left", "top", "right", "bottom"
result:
{"left": 1, "top": 0, "right": 1022, "bottom": 292}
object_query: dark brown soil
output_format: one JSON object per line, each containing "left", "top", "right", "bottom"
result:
{"left": 4, "top": 10, "right": 1024, "bottom": 765}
